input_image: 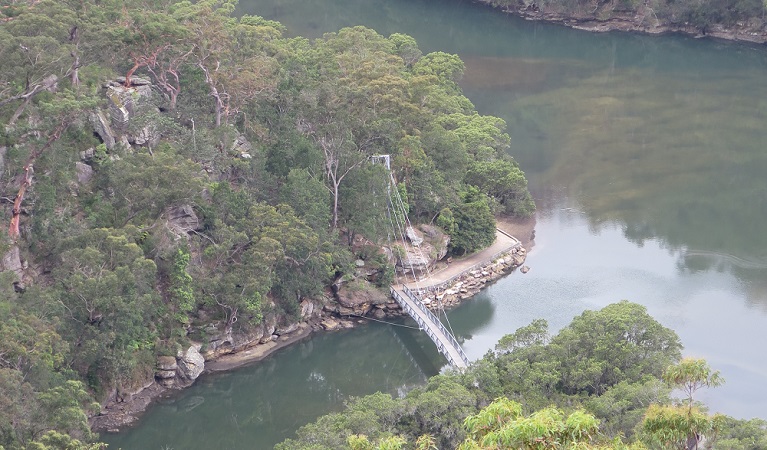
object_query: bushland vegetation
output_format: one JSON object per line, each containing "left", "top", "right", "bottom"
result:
{"left": 0, "top": 0, "right": 533, "bottom": 447}
{"left": 278, "top": 301, "right": 767, "bottom": 450}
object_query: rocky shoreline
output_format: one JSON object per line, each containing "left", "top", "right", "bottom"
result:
{"left": 479, "top": 1, "right": 767, "bottom": 44}
{"left": 91, "top": 236, "right": 529, "bottom": 435}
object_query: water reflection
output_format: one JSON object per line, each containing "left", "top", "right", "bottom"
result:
{"left": 482, "top": 64, "right": 767, "bottom": 283}
{"left": 103, "top": 323, "right": 443, "bottom": 450}
{"left": 449, "top": 199, "right": 767, "bottom": 419}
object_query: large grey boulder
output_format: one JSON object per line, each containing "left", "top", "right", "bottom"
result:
{"left": 104, "top": 80, "right": 152, "bottom": 133}
{"left": 176, "top": 345, "right": 205, "bottom": 385}
{"left": 334, "top": 279, "right": 388, "bottom": 316}
{"left": 419, "top": 224, "right": 449, "bottom": 260}
{"left": 75, "top": 162, "right": 93, "bottom": 184}
{"left": 300, "top": 298, "right": 316, "bottom": 319}
{"left": 166, "top": 205, "right": 200, "bottom": 235}
{"left": 406, "top": 226, "right": 424, "bottom": 246}
{"left": 130, "top": 124, "right": 156, "bottom": 147}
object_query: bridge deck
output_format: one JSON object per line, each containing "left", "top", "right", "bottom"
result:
{"left": 388, "top": 229, "right": 522, "bottom": 369}
{"left": 390, "top": 285, "right": 469, "bottom": 369}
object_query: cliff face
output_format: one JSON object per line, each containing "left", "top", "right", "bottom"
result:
{"left": 476, "top": 0, "right": 767, "bottom": 43}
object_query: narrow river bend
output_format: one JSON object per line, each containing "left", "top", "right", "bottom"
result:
{"left": 104, "top": 0, "right": 767, "bottom": 448}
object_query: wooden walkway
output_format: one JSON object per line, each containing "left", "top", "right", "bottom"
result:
{"left": 390, "top": 285, "right": 469, "bottom": 368}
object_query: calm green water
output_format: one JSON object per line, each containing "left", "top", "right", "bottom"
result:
{"left": 104, "top": 0, "right": 767, "bottom": 448}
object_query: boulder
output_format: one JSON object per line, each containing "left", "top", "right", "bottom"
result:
{"left": 80, "top": 147, "right": 95, "bottom": 161}
{"left": 230, "top": 134, "right": 253, "bottom": 159}
{"left": 202, "top": 322, "right": 271, "bottom": 360}
{"left": 104, "top": 82, "right": 152, "bottom": 134}
{"left": 512, "top": 254, "right": 526, "bottom": 266}
{"left": 276, "top": 322, "right": 299, "bottom": 335}
{"left": 406, "top": 226, "right": 424, "bottom": 246}
{"left": 321, "top": 317, "right": 341, "bottom": 331}
{"left": 176, "top": 345, "right": 204, "bottom": 385}
{"left": 105, "top": 87, "right": 131, "bottom": 132}
{"left": 336, "top": 280, "right": 388, "bottom": 316}
{"left": 75, "top": 162, "right": 94, "bottom": 184}
{"left": 418, "top": 224, "right": 449, "bottom": 260}
{"left": 166, "top": 204, "right": 200, "bottom": 234}
{"left": 264, "top": 314, "right": 277, "bottom": 336}
{"left": 300, "top": 298, "right": 315, "bottom": 319}
{"left": 398, "top": 248, "right": 432, "bottom": 275}
{"left": 90, "top": 110, "right": 116, "bottom": 150}
{"left": 231, "top": 325, "right": 264, "bottom": 351}
{"left": 130, "top": 124, "right": 160, "bottom": 148}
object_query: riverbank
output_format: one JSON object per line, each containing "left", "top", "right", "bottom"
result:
{"left": 93, "top": 221, "right": 530, "bottom": 435}
{"left": 476, "top": 0, "right": 767, "bottom": 44}
{"left": 91, "top": 322, "right": 320, "bottom": 433}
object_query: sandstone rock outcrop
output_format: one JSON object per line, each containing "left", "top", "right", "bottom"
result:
{"left": 393, "top": 225, "right": 449, "bottom": 276}
{"left": 176, "top": 345, "right": 205, "bottom": 386}
{"left": 90, "top": 110, "right": 116, "bottom": 150}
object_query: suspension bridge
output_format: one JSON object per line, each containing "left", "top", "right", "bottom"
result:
{"left": 371, "top": 155, "right": 521, "bottom": 370}
{"left": 390, "top": 284, "right": 470, "bottom": 368}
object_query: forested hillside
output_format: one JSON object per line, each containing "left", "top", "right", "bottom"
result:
{"left": 278, "top": 302, "right": 767, "bottom": 450}
{"left": 0, "top": 0, "right": 535, "bottom": 447}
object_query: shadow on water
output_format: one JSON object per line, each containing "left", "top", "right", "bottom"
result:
{"left": 446, "top": 291, "right": 496, "bottom": 340}
{"left": 103, "top": 321, "right": 443, "bottom": 450}
{"left": 388, "top": 322, "right": 442, "bottom": 376}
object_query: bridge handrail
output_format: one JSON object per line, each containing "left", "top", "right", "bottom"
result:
{"left": 395, "top": 286, "right": 470, "bottom": 367}
{"left": 412, "top": 238, "right": 521, "bottom": 295}
{"left": 389, "top": 286, "right": 469, "bottom": 366}
{"left": 402, "top": 285, "right": 467, "bottom": 362}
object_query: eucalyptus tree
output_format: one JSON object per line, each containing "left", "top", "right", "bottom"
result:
{"left": 458, "top": 397, "right": 626, "bottom": 450}
{"left": 641, "top": 359, "right": 725, "bottom": 450}
{"left": 0, "top": 1, "right": 79, "bottom": 124}
{"left": 173, "top": 0, "right": 283, "bottom": 127}
{"left": 53, "top": 227, "right": 160, "bottom": 391}
{"left": 663, "top": 358, "right": 724, "bottom": 412}
{"left": 287, "top": 27, "right": 411, "bottom": 230}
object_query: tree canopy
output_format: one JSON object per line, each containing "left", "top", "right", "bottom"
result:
{"left": 278, "top": 301, "right": 766, "bottom": 450}
{"left": 0, "top": 0, "right": 535, "bottom": 446}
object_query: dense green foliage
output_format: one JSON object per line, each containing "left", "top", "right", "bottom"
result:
{"left": 277, "top": 302, "right": 766, "bottom": 450}
{"left": 0, "top": 0, "right": 534, "bottom": 447}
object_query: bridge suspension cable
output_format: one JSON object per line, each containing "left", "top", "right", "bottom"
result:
{"left": 371, "top": 155, "right": 464, "bottom": 366}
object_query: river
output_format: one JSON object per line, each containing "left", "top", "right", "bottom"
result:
{"left": 103, "top": 0, "right": 767, "bottom": 448}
